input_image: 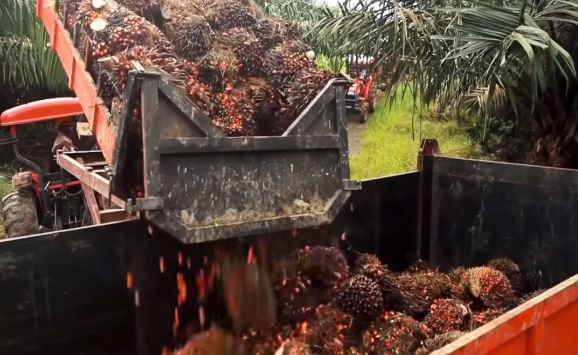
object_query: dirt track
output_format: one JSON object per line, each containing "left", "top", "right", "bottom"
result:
{"left": 346, "top": 114, "right": 368, "bottom": 155}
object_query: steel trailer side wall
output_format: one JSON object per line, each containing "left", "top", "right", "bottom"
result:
{"left": 425, "top": 156, "right": 578, "bottom": 288}
{"left": 0, "top": 221, "right": 181, "bottom": 355}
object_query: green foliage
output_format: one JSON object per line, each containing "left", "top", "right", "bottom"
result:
{"left": 253, "top": 0, "right": 344, "bottom": 56}
{"left": 350, "top": 93, "right": 487, "bottom": 179}
{"left": 315, "top": 53, "right": 347, "bottom": 73}
{"left": 0, "top": 0, "right": 67, "bottom": 93}
{"left": 315, "top": 0, "right": 578, "bottom": 140}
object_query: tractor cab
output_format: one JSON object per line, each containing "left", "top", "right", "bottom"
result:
{"left": 344, "top": 55, "right": 377, "bottom": 123}
{"left": 0, "top": 98, "right": 95, "bottom": 237}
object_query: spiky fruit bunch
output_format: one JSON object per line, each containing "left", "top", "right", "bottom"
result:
{"left": 354, "top": 253, "right": 402, "bottom": 311}
{"left": 164, "top": 16, "right": 215, "bottom": 60}
{"left": 219, "top": 28, "right": 265, "bottom": 76}
{"left": 212, "top": 0, "right": 257, "bottom": 30}
{"left": 396, "top": 271, "right": 451, "bottom": 318}
{"left": 109, "top": 46, "right": 188, "bottom": 91}
{"left": 187, "top": 75, "right": 215, "bottom": 114}
{"left": 465, "top": 267, "right": 515, "bottom": 309}
{"left": 304, "top": 305, "right": 354, "bottom": 353}
{"left": 448, "top": 266, "right": 471, "bottom": 302}
{"left": 254, "top": 18, "right": 300, "bottom": 49}
{"left": 415, "top": 331, "right": 466, "bottom": 355}
{"left": 273, "top": 68, "right": 333, "bottom": 134}
{"left": 407, "top": 259, "right": 437, "bottom": 273}
{"left": 334, "top": 275, "right": 384, "bottom": 320}
{"left": 272, "top": 259, "right": 317, "bottom": 323}
{"left": 361, "top": 312, "right": 427, "bottom": 354}
{"left": 264, "top": 41, "right": 312, "bottom": 76}
{"left": 472, "top": 307, "right": 506, "bottom": 328}
{"left": 423, "top": 298, "right": 471, "bottom": 334}
{"left": 519, "top": 289, "right": 546, "bottom": 304}
{"left": 213, "top": 87, "right": 259, "bottom": 136}
{"left": 298, "top": 246, "right": 350, "bottom": 290}
{"left": 487, "top": 258, "right": 524, "bottom": 295}
{"left": 74, "top": 1, "right": 173, "bottom": 59}
{"left": 198, "top": 46, "right": 240, "bottom": 91}
{"left": 115, "top": 0, "right": 160, "bottom": 18}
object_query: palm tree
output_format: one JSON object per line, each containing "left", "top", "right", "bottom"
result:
{"left": 316, "top": 0, "right": 578, "bottom": 167}
{"left": 0, "top": 0, "right": 68, "bottom": 100}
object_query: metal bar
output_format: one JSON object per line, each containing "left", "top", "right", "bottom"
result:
{"left": 111, "top": 74, "right": 139, "bottom": 179}
{"left": 57, "top": 153, "right": 126, "bottom": 209}
{"left": 416, "top": 139, "right": 441, "bottom": 262}
{"left": 283, "top": 80, "right": 338, "bottom": 136}
{"left": 81, "top": 183, "right": 101, "bottom": 224}
{"left": 99, "top": 209, "right": 131, "bottom": 224}
{"left": 335, "top": 84, "right": 350, "bottom": 182}
{"left": 157, "top": 135, "right": 341, "bottom": 155}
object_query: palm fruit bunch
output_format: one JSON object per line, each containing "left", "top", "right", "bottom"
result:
{"left": 447, "top": 266, "right": 472, "bottom": 302}
{"left": 109, "top": 46, "right": 188, "bottom": 92}
{"left": 464, "top": 267, "right": 516, "bottom": 309}
{"left": 273, "top": 68, "right": 333, "bottom": 134}
{"left": 254, "top": 18, "right": 300, "bottom": 49}
{"left": 406, "top": 259, "right": 437, "bottom": 273}
{"left": 297, "top": 246, "right": 350, "bottom": 291}
{"left": 423, "top": 298, "right": 471, "bottom": 334}
{"left": 197, "top": 45, "right": 240, "bottom": 91}
{"left": 211, "top": 0, "right": 257, "bottom": 30}
{"left": 213, "top": 87, "right": 259, "bottom": 136}
{"left": 304, "top": 305, "right": 354, "bottom": 354}
{"left": 73, "top": 0, "right": 173, "bottom": 60}
{"left": 187, "top": 65, "right": 218, "bottom": 113}
{"left": 271, "top": 258, "right": 317, "bottom": 324}
{"left": 264, "top": 41, "right": 312, "bottom": 77}
{"left": 395, "top": 271, "right": 451, "bottom": 318}
{"left": 471, "top": 307, "right": 506, "bottom": 328}
{"left": 159, "top": 0, "right": 218, "bottom": 59}
{"left": 487, "top": 258, "right": 524, "bottom": 295}
{"left": 334, "top": 275, "right": 384, "bottom": 321}
{"left": 354, "top": 253, "right": 402, "bottom": 311}
{"left": 414, "top": 331, "right": 466, "bottom": 355}
{"left": 114, "top": 0, "right": 161, "bottom": 20}
{"left": 219, "top": 28, "right": 265, "bottom": 77}
{"left": 278, "top": 339, "right": 311, "bottom": 355}
{"left": 164, "top": 15, "right": 215, "bottom": 60}
{"left": 361, "top": 311, "right": 427, "bottom": 354}
{"left": 519, "top": 288, "right": 546, "bottom": 304}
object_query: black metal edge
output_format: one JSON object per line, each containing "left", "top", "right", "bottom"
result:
{"left": 156, "top": 135, "right": 341, "bottom": 154}
{"left": 432, "top": 155, "right": 578, "bottom": 190}
{"left": 140, "top": 77, "right": 162, "bottom": 200}
{"left": 157, "top": 77, "right": 226, "bottom": 138}
{"left": 282, "top": 78, "right": 348, "bottom": 137}
{"left": 335, "top": 84, "right": 351, "bottom": 183}
{"left": 416, "top": 139, "right": 440, "bottom": 261}
{"left": 146, "top": 190, "right": 351, "bottom": 244}
{"left": 111, "top": 74, "right": 139, "bottom": 188}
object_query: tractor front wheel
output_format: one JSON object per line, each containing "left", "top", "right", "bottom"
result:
{"left": 1, "top": 188, "right": 39, "bottom": 239}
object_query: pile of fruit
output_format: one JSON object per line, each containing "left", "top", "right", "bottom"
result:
{"left": 57, "top": 0, "right": 334, "bottom": 136}
{"left": 170, "top": 238, "right": 543, "bottom": 355}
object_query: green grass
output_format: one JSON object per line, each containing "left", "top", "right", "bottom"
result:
{"left": 0, "top": 178, "right": 9, "bottom": 200}
{"left": 350, "top": 92, "right": 488, "bottom": 180}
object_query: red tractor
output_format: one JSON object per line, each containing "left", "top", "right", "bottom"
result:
{"left": 344, "top": 55, "right": 379, "bottom": 123}
{"left": 0, "top": 98, "right": 94, "bottom": 238}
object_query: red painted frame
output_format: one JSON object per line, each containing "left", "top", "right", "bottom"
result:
{"left": 36, "top": 0, "right": 117, "bottom": 165}
{"left": 434, "top": 274, "right": 578, "bottom": 355}
{"left": 0, "top": 97, "right": 83, "bottom": 126}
